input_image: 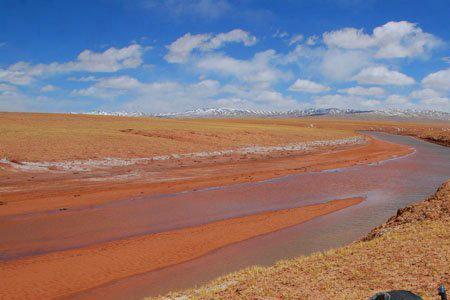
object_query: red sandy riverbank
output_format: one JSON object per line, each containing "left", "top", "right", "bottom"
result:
{"left": 0, "top": 136, "right": 411, "bottom": 217}
{"left": 0, "top": 197, "right": 363, "bottom": 300}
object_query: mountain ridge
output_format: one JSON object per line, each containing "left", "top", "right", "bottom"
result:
{"left": 75, "top": 107, "right": 450, "bottom": 121}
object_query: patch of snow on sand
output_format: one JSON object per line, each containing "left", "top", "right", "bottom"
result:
{"left": 1, "top": 136, "right": 366, "bottom": 172}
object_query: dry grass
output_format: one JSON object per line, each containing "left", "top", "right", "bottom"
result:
{"left": 245, "top": 117, "right": 450, "bottom": 147}
{"left": 1, "top": 112, "right": 448, "bottom": 163}
{"left": 157, "top": 181, "right": 450, "bottom": 300}
{"left": 0, "top": 113, "right": 354, "bottom": 162}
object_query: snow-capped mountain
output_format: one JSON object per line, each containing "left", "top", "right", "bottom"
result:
{"left": 74, "top": 107, "right": 450, "bottom": 121}
{"left": 155, "top": 107, "right": 371, "bottom": 118}
{"left": 76, "top": 110, "right": 147, "bottom": 117}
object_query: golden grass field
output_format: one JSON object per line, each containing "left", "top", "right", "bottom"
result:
{"left": 1, "top": 112, "right": 448, "bottom": 163}
{"left": 0, "top": 112, "right": 355, "bottom": 162}
{"left": 157, "top": 181, "right": 450, "bottom": 300}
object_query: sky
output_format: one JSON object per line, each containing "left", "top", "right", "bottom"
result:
{"left": 1, "top": 0, "right": 450, "bottom": 113}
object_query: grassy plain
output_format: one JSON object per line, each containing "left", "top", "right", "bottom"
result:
{"left": 0, "top": 112, "right": 354, "bottom": 162}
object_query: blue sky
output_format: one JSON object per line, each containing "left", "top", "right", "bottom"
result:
{"left": 1, "top": 0, "right": 450, "bottom": 113}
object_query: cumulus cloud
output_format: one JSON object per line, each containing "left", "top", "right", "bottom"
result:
{"left": 94, "top": 76, "right": 141, "bottom": 90}
{"left": 72, "top": 72, "right": 298, "bottom": 112}
{"left": 314, "top": 94, "right": 381, "bottom": 110}
{"left": 323, "top": 21, "right": 441, "bottom": 58}
{"left": 410, "top": 88, "right": 442, "bottom": 100}
{"left": 385, "top": 94, "right": 411, "bottom": 106}
{"left": 273, "top": 30, "right": 289, "bottom": 39}
{"left": 196, "top": 50, "right": 288, "bottom": 86}
{"left": 305, "top": 35, "right": 319, "bottom": 46}
{"left": 164, "top": 33, "right": 211, "bottom": 63}
{"left": 71, "top": 76, "right": 142, "bottom": 99}
{"left": 421, "top": 97, "right": 450, "bottom": 107}
{"left": 68, "top": 76, "right": 99, "bottom": 82}
{"left": 320, "top": 49, "right": 371, "bottom": 81}
{"left": 324, "top": 28, "right": 375, "bottom": 49}
{"left": 422, "top": 68, "right": 450, "bottom": 91}
{"left": 165, "top": 29, "right": 257, "bottom": 63}
{"left": 409, "top": 88, "right": 449, "bottom": 110}
{"left": 206, "top": 29, "right": 257, "bottom": 49}
{"left": 0, "top": 44, "right": 144, "bottom": 85}
{"left": 0, "top": 83, "right": 18, "bottom": 93}
{"left": 338, "top": 86, "right": 385, "bottom": 96}
{"left": 288, "top": 79, "right": 330, "bottom": 93}
{"left": 289, "top": 34, "right": 304, "bottom": 46}
{"left": 353, "top": 66, "right": 415, "bottom": 85}
{"left": 40, "top": 85, "right": 57, "bottom": 92}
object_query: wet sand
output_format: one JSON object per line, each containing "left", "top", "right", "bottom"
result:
{"left": 0, "top": 198, "right": 362, "bottom": 300}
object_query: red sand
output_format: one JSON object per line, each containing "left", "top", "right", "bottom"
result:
{"left": 0, "top": 197, "right": 363, "bottom": 300}
{"left": 0, "top": 136, "right": 411, "bottom": 217}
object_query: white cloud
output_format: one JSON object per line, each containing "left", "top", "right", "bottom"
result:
{"left": 71, "top": 76, "right": 142, "bottom": 99}
{"left": 165, "top": 33, "right": 211, "bottom": 63}
{"left": 373, "top": 21, "right": 440, "bottom": 58}
{"left": 68, "top": 76, "right": 99, "bottom": 82}
{"left": 410, "top": 88, "right": 442, "bottom": 100}
{"left": 121, "top": 80, "right": 219, "bottom": 112}
{"left": 385, "top": 94, "right": 410, "bottom": 105}
{"left": 40, "top": 85, "right": 57, "bottom": 92}
{"left": 71, "top": 86, "right": 122, "bottom": 99}
{"left": 94, "top": 76, "right": 141, "bottom": 90}
{"left": 409, "top": 88, "right": 449, "bottom": 110}
{"left": 73, "top": 44, "right": 143, "bottom": 72}
{"left": 273, "top": 30, "right": 289, "bottom": 39}
{"left": 0, "top": 44, "right": 144, "bottom": 85}
{"left": 205, "top": 29, "right": 257, "bottom": 49}
{"left": 314, "top": 94, "right": 381, "bottom": 110}
{"left": 0, "top": 83, "right": 17, "bottom": 93}
{"left": 324, "top": 28, "right": 375, "bottom": 49}
{"left": 320, "top": 49, "right": 371, "bottom": 81}
{"left": 213, "top": 83, "right": 299, "bottom": 111}
{"left": 353, "top": 66, "right": 415, "bottom": 85}
{"left": 422, "top": 68, "right": 450, "bottom": 91}
{"left": 323, "top": 21, "right": 441, "bottom": 59}
{"left": 71, "top": 72, "right": 298, "bottom": 112}
{"left": 339, "top": 86, "right": 385, "bottom": 96}
{"left": 165, "top": 29, "right": 257, "bottom": 63}
{"left": 196, "top": 50, "right": 287, "bottom": 86}
{"left": 305, "top": 35, "right": 319, "bottom": 46}
{"left": 289, "top": 79, "right": 330, "bottom": 93}
{"left": 289, "top": 34, "right": 304, "bottom": 46}
{"left": 421, "top": 97, "right": 449, "bottom": 107}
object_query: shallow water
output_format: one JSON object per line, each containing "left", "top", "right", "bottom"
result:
{"left": 1, "top": 132, "right": 450, "bottom": 299}
{"left": 74, "top": 132, "right": 450, "bottom": 299}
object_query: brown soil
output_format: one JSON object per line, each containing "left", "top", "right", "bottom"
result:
{"left": 0, "top": 197, "right": 362, "bottom": 300}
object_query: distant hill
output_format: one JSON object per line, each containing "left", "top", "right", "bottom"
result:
{"left": 77, "top": 107, "right": 450, "bottom": 121}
